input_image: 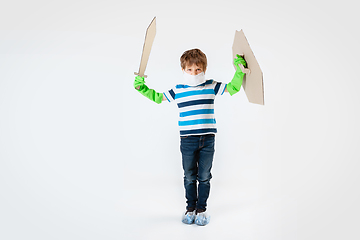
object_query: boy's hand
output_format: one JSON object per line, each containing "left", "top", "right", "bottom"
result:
{"left": 227, "top": 55, "right": 247, "bottom": 96}
{"left": 133, "top": 75, "right": 163, "bottom": 104}
{"left": 134, "top": 75, "right": 145, "bottom": 90}
{"left": 234, "top": 54, "right": 247, "bottom": 73}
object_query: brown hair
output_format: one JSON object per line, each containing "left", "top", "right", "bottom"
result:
{"left": 180, "top": 48, "right": 207, "bottom": 71}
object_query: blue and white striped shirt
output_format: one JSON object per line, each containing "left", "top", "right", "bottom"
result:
{"left": 163, "top": 80, "right": 227, "bottom": 136}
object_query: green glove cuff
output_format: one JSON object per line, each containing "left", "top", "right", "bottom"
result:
{"left": 134, "top": 76, "right": 163, "bottom": 104}
{"left": 227, "top": 55, "right": 247, "bottom": 96}
{"left": 227, "top": 72, "right": 244, "bottom": 96}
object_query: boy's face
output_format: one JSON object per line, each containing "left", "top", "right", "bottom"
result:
{"left": 183, "top": 64, "right": 205, "bottom": 76}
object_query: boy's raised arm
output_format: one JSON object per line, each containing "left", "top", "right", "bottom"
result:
{"left": 134, "top": 76, "right": 165, "bottom": 104}
{"left": 226, "top": 55, "right": 247, "bottom": 95}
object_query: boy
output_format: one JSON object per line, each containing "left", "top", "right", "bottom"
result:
{"left": 134, "top": 49, "right": 246, "bottom": 226}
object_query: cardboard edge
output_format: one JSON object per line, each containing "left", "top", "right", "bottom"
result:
{"left": 135, "top": 17, "right": 157, "bottom": 78}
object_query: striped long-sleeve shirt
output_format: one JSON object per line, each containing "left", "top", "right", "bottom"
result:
{"left": 163, "top": 80, "right": 227, "bottom": 136}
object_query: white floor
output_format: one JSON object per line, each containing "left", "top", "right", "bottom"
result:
{"left": 0, "top": 166, "right": 297, "bottom": 240}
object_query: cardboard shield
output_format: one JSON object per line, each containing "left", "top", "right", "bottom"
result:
{"left": 232, "top": 30, "right": 264, "bottom": 105}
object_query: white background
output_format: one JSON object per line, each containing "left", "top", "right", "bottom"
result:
{"left": 1, "top": 0, "right": 359, "bottom": 239}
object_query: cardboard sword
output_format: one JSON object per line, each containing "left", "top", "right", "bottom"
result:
{"left": 232, "top": 29, "right": 264, "bottom": 105}
{"left": 134, "top": 17, "right": 156, "bottom": 78}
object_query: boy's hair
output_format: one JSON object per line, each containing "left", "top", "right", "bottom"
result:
{"left": 180, "top": 49, "right": 207, "bottom": 71}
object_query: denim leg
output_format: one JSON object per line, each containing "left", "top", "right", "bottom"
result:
{"left": 180, "top": 137, "right": 199, "bottom": 210}
{"left": 180, "top": 135, "right": 215, "bottom": 211}
{"left": 197, "top": 135, "right": 215, "bottom": 211}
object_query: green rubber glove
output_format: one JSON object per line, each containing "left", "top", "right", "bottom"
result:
{"left": 227, "top": 54, "right": 247, "bottom": 96}
{"left": 134, "top": 76, "right": 163, "bottom": 104}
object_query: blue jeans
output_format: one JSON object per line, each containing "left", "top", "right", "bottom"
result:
{"left": 180, "top": 134, "right": 215, "bottom": 211}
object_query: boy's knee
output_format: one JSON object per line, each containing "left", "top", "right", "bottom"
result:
{"left": 198, "top": 173, "right": 212, "bottom": 183}
{"left": 184, "top": 174, "right": 197, "bottom": 182}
